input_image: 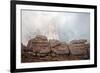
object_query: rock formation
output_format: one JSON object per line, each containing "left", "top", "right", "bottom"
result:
{"left": 69, "top": 39, "right": 90, "bottom": 59}
{"left": 21, "top": 35, "right": 90, "bottom": 63}
{"left": 49, "top": 40, "right": 69, "bottom": 55}
{"left": 27, "top": 35, "right": 50, "bottom": 56}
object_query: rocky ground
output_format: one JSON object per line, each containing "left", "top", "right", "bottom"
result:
{"left": 21, "top": 35, "right": 90, "bottom": 63}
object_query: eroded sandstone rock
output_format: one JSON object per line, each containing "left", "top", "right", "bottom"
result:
{"left": 69, "top": 40, "right": 90, "bottom": 57}
{"left": 50, "top": 41, "right": 70, "bottom": 55}
{"left": 21, "top": 35, "right": 90, "bottom": 62}
{"left": 70, "top": 39, "right": 87, "bottom": 44}
{"left": 27, "top": 35, "right": 50, "bottom": 56}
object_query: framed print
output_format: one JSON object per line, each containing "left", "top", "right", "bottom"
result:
{"left": 10, "top": 0, "right": 97, "bottom": 72}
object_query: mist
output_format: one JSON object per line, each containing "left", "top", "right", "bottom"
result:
{"left": 21, "top": 10, "right": 90, "bottom": 46}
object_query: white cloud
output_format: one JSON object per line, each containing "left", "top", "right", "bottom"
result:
{"left": 22, "top": 10, "right": 90, "bottom": 45}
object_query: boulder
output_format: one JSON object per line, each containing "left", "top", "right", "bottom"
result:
{"left": 70, "top": 39, "right": 87, "bottom": 44}
{"left": 21, "top": 43, "right": 32, "bottom": 52}
{"left": 49, "top": 39, "right": 61, "bottom": 48}
{"left": 27, "top": 35, "right": 50, "bottom": 55}
{"left": 21, "top": 43, "right": 26, "bottom": 49}
{"left": 69, "top": 41, "right": 89, "bottom": 56}
{"left": 50, "top": 41, "right": 70, "bottom": 55}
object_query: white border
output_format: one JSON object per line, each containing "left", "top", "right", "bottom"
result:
{"left": 16, "top": 4, "right": 94, "bottom": 69}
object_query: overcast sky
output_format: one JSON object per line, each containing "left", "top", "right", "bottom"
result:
{"left": 21, "top": 10, "right": 90, "bottom": 46}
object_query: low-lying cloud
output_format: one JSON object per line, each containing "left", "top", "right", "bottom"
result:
{"left": 22, "top": 10, "right": 90, "bottom": 46}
